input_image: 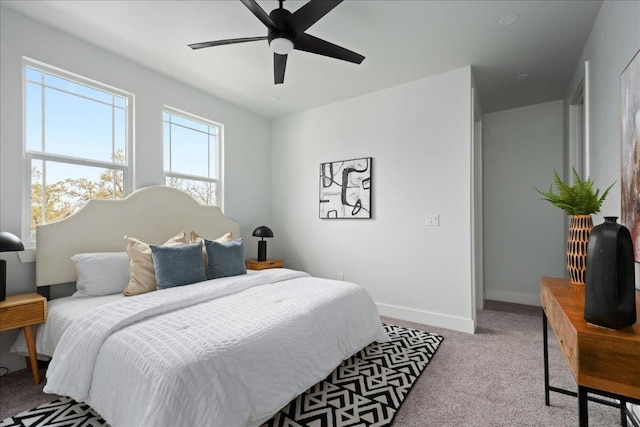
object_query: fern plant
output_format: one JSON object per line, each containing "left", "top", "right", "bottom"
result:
{"left": 535, "top": 169, "right": 615, "bottom": 215}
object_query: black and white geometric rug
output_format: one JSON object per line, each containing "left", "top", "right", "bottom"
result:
{"left": 1, "top": 324, "right": 443, "bottom": 427}
{"left": 264, "top": 324, "right": 444, "bottom": 427}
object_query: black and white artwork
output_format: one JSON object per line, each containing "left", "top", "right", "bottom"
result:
{"left": 319, "top": 157, "right": 372, "bottom": 219}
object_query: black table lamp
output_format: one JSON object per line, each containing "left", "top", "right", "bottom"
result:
{"left": 252, "top": 226, "right": 273, "bottom": 262}
{"left": 0, "top": 231, "right": 24, "bottom": 301}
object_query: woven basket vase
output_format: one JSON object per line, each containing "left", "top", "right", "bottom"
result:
{"left": 567, "top": 215, "right": 594, "bottom": 286}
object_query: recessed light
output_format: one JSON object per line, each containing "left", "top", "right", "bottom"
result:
{"left": 516, "top": 73, "right": 529, "bottom": 81}
{"left": 500, "top": 14, "right": 519, "bottom": 26}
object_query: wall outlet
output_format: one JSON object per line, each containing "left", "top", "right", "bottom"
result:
{"left": 338, "top": 273, "right": 344, "bottom": 281}
{"left": 426, "top": 214, "right": 440, "bottom": 226}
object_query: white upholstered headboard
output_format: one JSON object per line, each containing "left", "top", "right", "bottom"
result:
{"left": 35, "top": 185, "right": 241, "bottom": 287}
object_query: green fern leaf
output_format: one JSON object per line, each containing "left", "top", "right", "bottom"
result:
{"left": 534, "top": 168, "right": 615, "bottom": 215}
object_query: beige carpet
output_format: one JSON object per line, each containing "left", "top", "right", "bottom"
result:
{"left": 387, "top": 301, "right": 626, "bottom": 426}
{"left": 0, "top": 301, "right": 630, "bottom": 426}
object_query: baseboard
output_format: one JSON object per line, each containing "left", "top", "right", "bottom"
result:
{"left": 376, "top": 302, "right": 476, "bottom": 334}
{"left": 0, "top": 352, "right": 26, "bottom": 374}
{"left": 485, "top": 289, "right": 541, "bottom": 307}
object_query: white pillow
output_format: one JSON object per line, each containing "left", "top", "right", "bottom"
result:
{"left": 71, "top": 252, "right": 130, "bottom": 297}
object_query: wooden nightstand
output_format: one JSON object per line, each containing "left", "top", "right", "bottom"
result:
{"left": 246, "top": 259, "right": 283, "bottom": 270}
{"left": 0, "top": 293, "right": 47, "bottom": 384}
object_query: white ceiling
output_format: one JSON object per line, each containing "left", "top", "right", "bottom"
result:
{"left": 1, "top": 0, "right": 602, "bottom": 118}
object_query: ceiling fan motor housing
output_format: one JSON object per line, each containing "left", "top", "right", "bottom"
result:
{"left": 268, "top": 7, "right": 295, "bottom": 45}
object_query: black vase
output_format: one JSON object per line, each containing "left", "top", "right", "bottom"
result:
{"left": 584, "top": 216, "right": 637, "bottom": 329}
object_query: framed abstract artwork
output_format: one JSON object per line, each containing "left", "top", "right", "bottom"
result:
{"left": 621, "top": 49, "right": 639, "bottom": 262}
{"left": 319, "top": 157, "right": 372, "bottom": 219}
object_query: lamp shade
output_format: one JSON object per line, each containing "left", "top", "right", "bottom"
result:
{"left": 0, "top": 231, "right": 24, "bottom": 252}
{"left": 252, "top": 226, "right": 274, "bottom": 239}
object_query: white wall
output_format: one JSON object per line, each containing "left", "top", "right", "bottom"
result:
{"left": 564, "top": 0, "right": 640, "bottom": 291}
{"left": 0, "top": 7, "right": 272, "bottom": 370}
{"left": 271, "top": 67, "right": 476, "bottom": 333}
{"left": 483, "top": 101, "right": 566, "bottom": 306}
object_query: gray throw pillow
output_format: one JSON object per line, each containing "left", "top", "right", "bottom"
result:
{"left": 150, "top": 243, "right": 207, "bottom": 289}
{"left": 204, "top": 238, "right": 247, "bottom": 279}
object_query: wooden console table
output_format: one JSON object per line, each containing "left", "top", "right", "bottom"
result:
{"left": 540, "top": 276, "right": 640, "bottom": 426}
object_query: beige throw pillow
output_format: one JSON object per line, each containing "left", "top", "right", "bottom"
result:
{"left": 189, "top": 231, "right": 233, "bottom": 244}
{"left": 190, "top": 231, "right": 234, "bottom": 276}
{"left": 123, "top": 232, "right": 188, "bottom": 296}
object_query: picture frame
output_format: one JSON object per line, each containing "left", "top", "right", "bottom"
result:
{"left": 620, "top": 49, "right": 639, "bottom": 262}
{"left": 319, "top": 157, "right": 372, "bottom": 219}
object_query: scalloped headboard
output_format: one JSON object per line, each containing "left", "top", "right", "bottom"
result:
{"left": 35, "top": 185, "right": 241, "bottom": 287}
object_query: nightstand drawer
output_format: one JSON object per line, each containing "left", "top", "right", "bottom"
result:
{"left": 0, "top": 300, "right": 46, "bottom": 331}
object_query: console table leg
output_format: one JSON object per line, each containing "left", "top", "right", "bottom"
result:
{"left": 543, "top": 311, "right": 550, "bottom": 406}
{"left": 579, "top": 386, "right": 588, "bottom": 427}
{"left": 620, "top": 399, "right": 628, "bottom": 427}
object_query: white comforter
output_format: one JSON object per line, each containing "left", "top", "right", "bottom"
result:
{"left": 44, "top": 269, "right": 388, "bottom": 427}
{"left": 11, "top": 293, "right": 124, "bottom": 359}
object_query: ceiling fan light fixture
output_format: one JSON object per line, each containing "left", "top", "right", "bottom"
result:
{"left": 270, "top": 37, "right": 294, "bottom": 55}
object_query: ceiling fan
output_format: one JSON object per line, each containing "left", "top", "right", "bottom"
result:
{"left": 188, "top": 0, "right": 365, "bottom": 84}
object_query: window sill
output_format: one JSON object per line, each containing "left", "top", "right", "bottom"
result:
{"left": 18, "top": 249, "right": 36, "bottom": 263}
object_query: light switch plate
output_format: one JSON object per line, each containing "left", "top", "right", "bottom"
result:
{"left": 426, "top": 214, "right": 439, "bottom": 226}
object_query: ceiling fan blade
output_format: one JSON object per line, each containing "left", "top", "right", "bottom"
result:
{"left": 239, "top": 0, "right": 277, "bottom": 29}
{"left": 188, "top": 36, "right": 267, "bottom": 50}
{"left": 274, "top": 53, "right": 287, "bottom": 84}
{"left": 294, "top": 33, "right": 364, "bottom": 64}
{"left": 285, "top": 0, "right": 342, "bottom": 33}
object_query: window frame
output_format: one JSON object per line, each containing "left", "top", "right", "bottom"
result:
{"left": 162, "top": 106, "right": 224, "bottom": 209}
{"left": 22, "top": 58, "right": 134, "bottom": 246}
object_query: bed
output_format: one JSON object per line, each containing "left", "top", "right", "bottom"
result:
{"left": 11, "top": 185, "right": 388, "bottom": 427}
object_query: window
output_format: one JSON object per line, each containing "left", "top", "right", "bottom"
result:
{"left": 163, "top": 108, "right": 222, "bottom": 206}
{"left": 24, "top": 59, "right": 132, "bottom": 244}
